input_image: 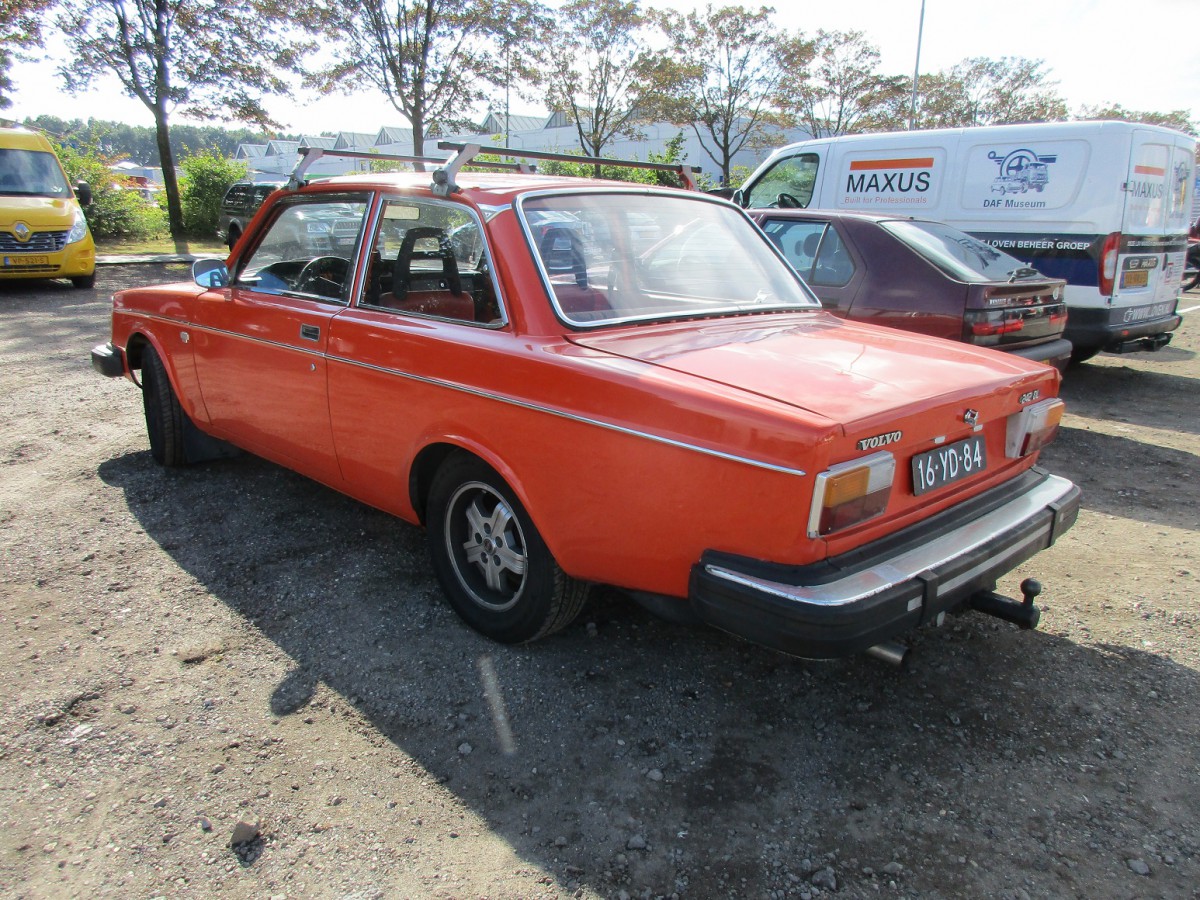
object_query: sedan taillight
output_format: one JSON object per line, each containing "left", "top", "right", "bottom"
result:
{"left": 1006, "top": 398, "right": 1065, "bottom": 457}
{"left": 807, "top": 452, "right": 895, "bottom": 538}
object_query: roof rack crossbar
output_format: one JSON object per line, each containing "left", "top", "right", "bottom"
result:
{"left": 287, "top": 146, "right": 528, "bottom": 190}
{"left": 437, "top": 141, "right": 701, "bottom": 190}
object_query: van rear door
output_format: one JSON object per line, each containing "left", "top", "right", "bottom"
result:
{"left": 1116, "top": 131, "right": 1192, "bottom": 310}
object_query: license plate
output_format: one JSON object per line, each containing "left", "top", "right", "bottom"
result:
{"left": 912, "top": 435, "right": 987, "bottom": 496}
{"left": 1121, "top": 269, "right": 1149, "bottom": 288}
{"left": 4, "top": 255, "right": 49, "bottom": 266}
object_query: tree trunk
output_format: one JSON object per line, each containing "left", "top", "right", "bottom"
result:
{"left": 153, "top": 106, "right": 184, "bottom": 239}
{"left": 411, "top": 110, "right": 425, "bottom": 160}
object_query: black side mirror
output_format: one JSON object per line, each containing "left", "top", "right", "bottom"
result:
{"left": 193, "top": 258, "right": 229, "bottom": 288}
{"left": 75, "top": 181, "right": 93, "bottom": 206}
{"left": 732, "top": 188, "right": 745, "bottom": 208}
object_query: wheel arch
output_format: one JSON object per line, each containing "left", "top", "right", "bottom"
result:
{"left": 408, "top": 439, "right": 534, "bottom": 530}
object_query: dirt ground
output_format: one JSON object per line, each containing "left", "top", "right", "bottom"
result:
{"left": 1, "top": 264, "right": 1197, "bottom": 900}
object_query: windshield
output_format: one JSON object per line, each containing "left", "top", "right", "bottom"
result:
{"left": 520, "top": 192, "right": 819, "bottom": 326}
{"left": 880, "top": 219, "right": 1044, "bottom": 283}
{"left": 0, "top": 148, "right": 71, "bottom": 197}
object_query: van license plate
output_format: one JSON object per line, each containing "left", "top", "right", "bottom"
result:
{"left": 4, "top": 255, "right": 49, "bottom": 266}
{"left": 912, "top": 436, "right": 987, "bottom": 496}
{"left": 1121, "top": 269, "right": 1149, "bottom": 288}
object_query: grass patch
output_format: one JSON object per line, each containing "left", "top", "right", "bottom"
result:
{"left": 96, "top": 236, "right": 229, "bottom": 256}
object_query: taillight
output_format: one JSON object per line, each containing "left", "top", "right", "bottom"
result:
{"left": 1006, "top": 398, "right": 1065, "bottom": 457}
{"left": 807, "top": 452, "right": 895, "bottom": 537}
{"left": 965, "top": 308, "right": 1026, "bottom": 343}
{"left": 1098, "top": 232, "right": 1121, "bottom": 297}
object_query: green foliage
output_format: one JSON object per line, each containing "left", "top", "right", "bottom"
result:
{"left": 179, "top": 151, "right": 247, "bottom": 237}
{"left": 533, "top": 133, "right": 699, "bottom": 189}
{"left": 24, "top": 115, "right": 289, "bottom": 167}
{"left": 1075, "top": 105, "right": 1197, "bottom": 137}
{"left": 50, "top": 137, "right": 167, "bottom": 240}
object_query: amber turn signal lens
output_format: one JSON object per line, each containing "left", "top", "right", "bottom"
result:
{"left": 808, "top": 452, "right": 896, "bottom": 538}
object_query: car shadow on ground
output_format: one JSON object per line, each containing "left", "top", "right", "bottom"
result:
{"left": 1040, "top": 427, "right": 1199, "bottom": 531}
{"left": 97, "top": 448, "right": 1200, "bottom": 898}
{"left": 1061, "top": 358, "right": 1200, "bottom": 437}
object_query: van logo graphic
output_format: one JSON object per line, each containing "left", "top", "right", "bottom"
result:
{"left": 845, "top": 157, "right": 934, "bottom": 195}
{"left": 1173, "top": 162, "right": 1191, "bottom": 209}
{"left": 13, "top": 222, "right": 31, "bottom": 242}
{"left": 988, "top": 148, "right": 1057, "bottom": 195}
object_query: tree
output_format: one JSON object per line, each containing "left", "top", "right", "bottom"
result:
{"left": 915, "top": 57, "right": 1068, "bottom": 128}
{"left": 52, "top": 136, "right": 167, "bottom": 239}
{"left": 1076, "top": 104, "right": 1197, "bottom": 137}
{"left": 0, "top": 0, "right": 55, "bottom": 109}
{"left": 544, "top": 0, "right": 652, "bottom": 169}
{"left": 777, "top": 30, "right": 904, "bottom": 138}
{"left": 56, "top": 0, "right": 310, "bottom": 238}
{"left": 309, "top": 0, "right": 548, "bottom": 159}
{"left": 23, "top": 115, "right": 286, "bottom": 167}
{"left": 179, "top": 150, "right": 247, "bottom": 236}
{"left": 645, "top": 4, "right": 796, "bottom": 185}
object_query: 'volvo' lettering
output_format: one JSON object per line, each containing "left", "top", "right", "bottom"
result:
{"left": 857, "top": 430, "right": 903, "bottom": 450}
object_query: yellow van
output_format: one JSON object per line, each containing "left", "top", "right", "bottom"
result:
{"left": 0, "top": 126, "right": 96, "bottom": 288}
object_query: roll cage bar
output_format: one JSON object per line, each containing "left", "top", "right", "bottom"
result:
{"left": 287, "top": 143, "right": 701, "bottom": 194}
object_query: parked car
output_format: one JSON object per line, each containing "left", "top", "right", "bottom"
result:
{"left": 218, "top": 180, "right": 284, "bottom": 250}
{"left": 92, "top": 146, "right": 1080, "bottom": 663}
{"left": 0, "top": 125, "right": 95, "bottom": 288}
{"left": 750, "top": 209, "right": 1072, "bottom": 371}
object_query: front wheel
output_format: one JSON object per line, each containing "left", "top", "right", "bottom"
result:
{"left": 426, "top": 454, "right": 588, "bottom": 643}
{"left": 71, "top": 273, "right": 95, "bottom": 289}
{"left": 141, "top": 344, "right": 187, "bottom": 467}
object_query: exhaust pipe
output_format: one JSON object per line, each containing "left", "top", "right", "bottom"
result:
{"left": 864, "top": 640, "right": 910, "bottom": 668}
{"left": 967, "top": 578, "right": 1042, "bottom": 630}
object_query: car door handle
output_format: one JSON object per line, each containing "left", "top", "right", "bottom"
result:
{"left": 300, "top": 324, "right": 320, "bottom": 341}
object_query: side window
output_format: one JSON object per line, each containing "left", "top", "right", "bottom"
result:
{"left": 810, "top": 226, "right": 855, "bottom": 287}
{"left": 744, "top": 153, "right": 820, "bottom": 209}
{"left": 358, "top": 198, "right": 502, "bottom": 325}
{"left": 233, "top": 197, "right": 369, "bottom": 302}
{"left": 224, "top": 184, "right": 249, "bottom": 208}
{"left": 758, "top": 218, "right": 828, "bottom": 280}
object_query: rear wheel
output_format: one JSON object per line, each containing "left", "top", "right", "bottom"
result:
{"left": 141, "top": 344, "right": 187, "bottom": 467}
{"left": 426, "top": 453, "right": 588, "bottom": 643}
{"left": 1068, "top": 346, "right": 1101, "bottom": 366}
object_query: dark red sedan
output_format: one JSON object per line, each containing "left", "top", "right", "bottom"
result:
{"left": 750, "top": 209, "right": 1072, "bottom": 371}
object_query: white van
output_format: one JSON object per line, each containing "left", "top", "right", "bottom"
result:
{"left": 737, "top": 121, "right": 1195, "bottom": 361}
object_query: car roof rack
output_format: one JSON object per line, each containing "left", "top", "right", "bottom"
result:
{"left": 286, "top": 146, "right": 530, "bottom": 189}
{"left": 433, "top": 141, "right": 701, "bottom": 196}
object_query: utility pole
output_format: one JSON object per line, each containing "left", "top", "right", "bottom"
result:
{"left": 909, "top": 0, "right": 926, "bottom": 130}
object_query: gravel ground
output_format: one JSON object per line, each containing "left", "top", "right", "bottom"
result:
{"left": 1, "top": 264, "right": 1197, "bottom": 899}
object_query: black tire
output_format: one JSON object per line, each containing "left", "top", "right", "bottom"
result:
{"left": 1068, "top": 346, "right": 1101, "bottom": 367}
{"left": 426, "top": 453, "right": 588, "bottom": 643}
{"left": 71, "top": 273, "right": 95, "bottom": 289}
{"left": 141, "top": 344, "right": 187, "bottom": 467}
{"left": 1183, "top": 267, "right": 1200, "bottom": 292}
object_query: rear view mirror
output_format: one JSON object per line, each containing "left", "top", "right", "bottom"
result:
{"left": 193, "top": 258, "right": 228, "bottom": 288}
{"left": 75, "top": 181, "right": 93, "bottom": 206}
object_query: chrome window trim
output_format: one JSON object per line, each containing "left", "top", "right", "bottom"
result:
{"left": 353, "top": 193, "right": 509, "bottom": 328}
{"left": 514, "top": 188, "right": 820, "bottom": 330}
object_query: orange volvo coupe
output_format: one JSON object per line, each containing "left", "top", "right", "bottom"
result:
{"left": 92, "top": 144, "right": 1080, "bottom": 664}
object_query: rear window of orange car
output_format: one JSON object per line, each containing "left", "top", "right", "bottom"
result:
{"left": 520, "top": 192, "right": 820, "bottom": 326}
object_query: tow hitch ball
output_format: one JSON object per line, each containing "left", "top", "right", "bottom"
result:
{"left": 968, "top": 578, "right": 1042, "bottom": 630}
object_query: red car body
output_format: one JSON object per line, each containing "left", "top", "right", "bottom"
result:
{"left": 92, "top": 152, "right": 1079, "bottom": 660}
